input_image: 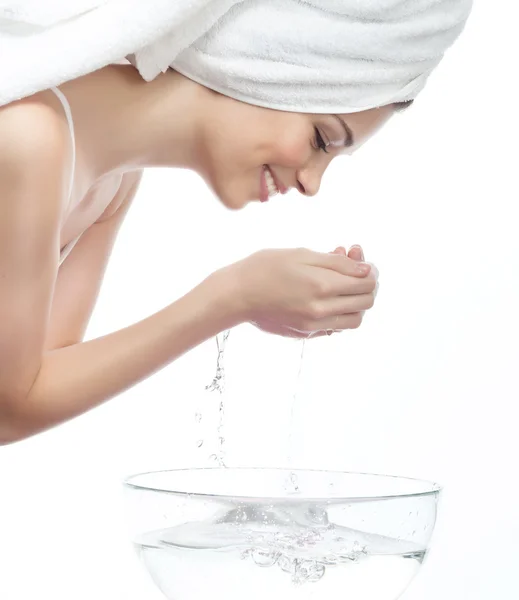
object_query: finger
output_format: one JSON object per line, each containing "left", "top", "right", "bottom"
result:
{"left": 303, "top": 312, "right": 366, "bottom": 333}
{"left": 331, "top": 246, "right": 347, "bottom": 256}
{"left": 311, "top": 293, "right": 375, "bottom": 319}
{"left": 347, "top": 245, "right": 364, "bottom": 262}
{"left": 311, "top": 251, "right": 371, "bottom": 277}
{"left": 311, "top": 268, "right": 378, "bottom": 297}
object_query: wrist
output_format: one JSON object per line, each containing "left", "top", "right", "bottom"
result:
{"left": 198, "top": 266, "right": 250, "bottom": 329}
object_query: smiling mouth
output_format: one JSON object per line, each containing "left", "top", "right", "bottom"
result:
{"left": 260, "top": 165, "right": 288, "bottom": 202}
{"left": 264, "top": 165, "right": 279, "bottom": 196}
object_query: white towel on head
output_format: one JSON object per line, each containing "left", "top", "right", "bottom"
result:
{"left": 165, "top": 0, "right": 473, "bottom": 113}
{"left": 0, "top": 0, "right": 472, "bottom": 112}
{"left": 0, "top": 0, "right": 244, "bottom": 106}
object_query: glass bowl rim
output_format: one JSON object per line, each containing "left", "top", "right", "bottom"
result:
{"left": 123, "top": 467, "right": 442, "bottom": 503}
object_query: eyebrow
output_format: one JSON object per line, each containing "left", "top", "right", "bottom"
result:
{"left": 333, "top": 115, "right": 355, "bottom": 148}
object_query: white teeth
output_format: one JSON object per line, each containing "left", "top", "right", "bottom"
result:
{"left": 264, "top": 166, "right": 279, "bottom": 197}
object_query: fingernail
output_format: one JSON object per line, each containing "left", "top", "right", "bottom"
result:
{"left": 355, "top": 262, "right": 370, "bottom": 274}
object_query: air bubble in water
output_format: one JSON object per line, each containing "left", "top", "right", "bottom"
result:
{"left": 278, "top": 555, "right": 296, "bottom": 574}
{"left": 293, "top": 560, "right": 326, "bottom": 585}
{"left": 307, "top": 562, "right": 326, "bottom": 582}
{"left": 337, "top": 541, "right": 368, "bottom": 563}
{"left": 251, "top": 549, "right": 280, "bottom": 568}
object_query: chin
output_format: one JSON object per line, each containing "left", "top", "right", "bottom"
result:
{"left": 215, "top": 187, "right": 252, "bottom": 211}
{"left": 221, "top": 196, "right": 250, "bottom": 211}
{"left": 206, "top": 172, "right": 254, "bottom": 210}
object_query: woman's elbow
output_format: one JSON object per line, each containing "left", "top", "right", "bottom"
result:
{"left": 0, "top": 393, "right": 30, "bottom": 446}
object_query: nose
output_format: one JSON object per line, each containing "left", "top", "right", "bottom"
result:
{"left": 296, "top": 164, "right": 325, "bottom": 197}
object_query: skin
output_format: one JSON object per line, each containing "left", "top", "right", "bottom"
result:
{"left": 0, "top": 64, "right": 395, "bottom": 444}
{"left": 195, "top": 84, "right": 395, "bottom": 208}
{"left": 46, "top": 65, "right": 395, "bottom": 222}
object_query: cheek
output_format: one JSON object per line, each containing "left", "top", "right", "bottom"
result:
{"left": 272, "top": 132, "right": 311, "bottom": 167}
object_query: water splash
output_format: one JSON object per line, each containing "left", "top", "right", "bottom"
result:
{"left": 204, "top": 330, "right": 230, "bottom": 467}
{"left": 239, "top": 522, "right": 369, "bottom": 584}
{"left": 285, "top": 339, "right": 306, "bottom": 494}
{"left": 205, "top": 330, "right": 230, "bottom": 394}
{"left": 157, "top": 513, "right": 379, "bottom": 587}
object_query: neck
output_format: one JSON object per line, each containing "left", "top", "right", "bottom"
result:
{"left": 62, "top": 65, "right": 205, "bottom": 179}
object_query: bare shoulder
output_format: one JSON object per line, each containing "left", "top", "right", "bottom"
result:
{"left": 0, "top": 91, "right": 70, "bottom": 178}
{"left": 0, "top": 92, "right": 72, "bottom": 244}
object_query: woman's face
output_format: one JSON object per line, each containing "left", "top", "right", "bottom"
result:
{"left": 197, "top": 92, "right": 397, "bottom": 210}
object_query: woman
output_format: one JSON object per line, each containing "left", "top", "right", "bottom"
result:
{"left": 0, "top": 0, "right": 472, "bottom": 445}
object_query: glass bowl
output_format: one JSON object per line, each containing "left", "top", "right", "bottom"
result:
{"left": 123, "top": 468, "right": 441, "bottom": 600}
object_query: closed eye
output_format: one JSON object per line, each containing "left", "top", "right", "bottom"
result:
{"left": 314, "top": 128, "right": 329, "bottom": 153}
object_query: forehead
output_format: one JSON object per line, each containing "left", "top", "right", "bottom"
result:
{"left": 340, "top": 105, "right": 394, "bottom": 135}
{"left": 336, "top": 105, "right": 395, "bottom": 152}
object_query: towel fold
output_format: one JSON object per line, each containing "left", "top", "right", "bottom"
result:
{"left": 0, "top": 0, "right": 472, "bottom": 111}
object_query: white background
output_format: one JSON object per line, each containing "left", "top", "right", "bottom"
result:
{"left": 1, "top": 2, "right": 517, "bottom": 599}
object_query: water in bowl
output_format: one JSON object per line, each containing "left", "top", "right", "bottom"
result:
{"left": 135, "top": 503, "right": 426, "bottom": 600}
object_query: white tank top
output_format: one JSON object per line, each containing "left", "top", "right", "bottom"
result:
{"left": 50, "top": 86, "right": 78, "bottom": 266}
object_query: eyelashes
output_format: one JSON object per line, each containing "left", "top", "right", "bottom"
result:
{"left": 314, "top": 127, "right": 330, "bottom": 153}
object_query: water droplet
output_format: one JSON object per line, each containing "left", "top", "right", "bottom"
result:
{"left": 195, "top": 412, "right": 202, "bottom": 423}
{"left": 196, "top": 440, "right": 204, "bottom": 448}
{"left": 285, "top": 471, "right": 300, "bottom": 494}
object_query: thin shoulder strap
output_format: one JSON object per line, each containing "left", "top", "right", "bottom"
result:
{"left": 50, "top": 86, "right": 76, "bottom": 204}
{"left": 51, "top": 86, "right": 79, "bottom": 266}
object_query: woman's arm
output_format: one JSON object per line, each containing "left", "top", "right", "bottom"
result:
{"left": 0, "top": 100, "right": 67, "bottom": 432}
{"left": 3, "top": 270, "right": 238, "bottom": 445}
{"left": 45, "top": 172, "right": 141, "bottom": 351}
{"left": 0, "top": 105, "right": 241, "bottom": 445}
